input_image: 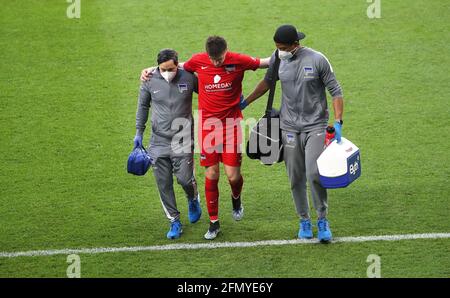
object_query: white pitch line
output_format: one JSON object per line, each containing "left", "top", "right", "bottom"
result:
{"left": 0, "top": 233, "right": 449, "bottom": 258}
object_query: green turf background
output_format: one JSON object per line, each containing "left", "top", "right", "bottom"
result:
{"left": 0, "top": 0, "right": 449, "bottom": 277}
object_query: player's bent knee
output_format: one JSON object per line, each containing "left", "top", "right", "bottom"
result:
{"left": 227, "top": 173, "right": 241, "bottom": 184}
{"left": 205, "top": 165, "right": 220, "bottom": 180}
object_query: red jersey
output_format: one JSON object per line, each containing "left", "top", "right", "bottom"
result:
{"left": 183, "top": 51, "right": 260, "bottom": 120}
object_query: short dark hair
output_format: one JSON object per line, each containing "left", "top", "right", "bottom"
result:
{"left": 205, "top": 36, "right": 227, "bottom": 58}
{"left": 157, "top": 48, "right": 178, "bottom": 65}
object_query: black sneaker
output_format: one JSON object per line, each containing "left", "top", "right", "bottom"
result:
{"left": 231, "top": 195, "right": 244, "bottom": 221}
{"left": 232, "top": 205, "right": 244, "bottom": 221}
{"left": 204, "top": 221, "right": 221, "bottom": 240}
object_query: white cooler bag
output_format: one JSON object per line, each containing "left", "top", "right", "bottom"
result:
{"left": 316, "top": 137, "right": 361, "bottom": 188}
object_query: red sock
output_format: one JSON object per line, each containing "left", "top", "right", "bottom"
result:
{"left": 229, "top": 175, "right": 243, "bottom": 199}
{"left": 205, "top": 177, "right": 219, "bottom": 221}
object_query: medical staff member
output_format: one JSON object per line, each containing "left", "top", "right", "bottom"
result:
{"left": 242, "top": 25, "right": 344, "bottom": 242}
{"left": 134, "top": 49, "right": 202, "bottom": 239}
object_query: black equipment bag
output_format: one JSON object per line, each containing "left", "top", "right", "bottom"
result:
{"left": 246, "top": 51, "right": 283, "bottom": 165}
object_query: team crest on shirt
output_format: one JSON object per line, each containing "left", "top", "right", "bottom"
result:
{"left": 304, "top": 66, "right": 314, "bottom": 74}
{"left": 304, "top": 66, "right": 314, "bottom": 78}
{"left": 178, "top": 83, "right": 188, "bottom": 93}
{"left": 224, "top": 64, "right": 236, "bottom": 72}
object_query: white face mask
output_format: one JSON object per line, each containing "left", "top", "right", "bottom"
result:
{"left": 278, "top": 46, "right": 298, "bottom": 61}
{"left": 161, "top": 70, "right": 177, "bottom": 82}
{"left": 278, "top": 50, "right": 293, "bottom": 60}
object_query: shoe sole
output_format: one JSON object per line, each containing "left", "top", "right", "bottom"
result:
{"left": 232, "top": 215, "right": 243, "bottom": 221}
{"left": 189, "top": 212, "right": 202, "bottom": 224}
{"left": 298, "top": 235, "right": 313, "bottom": 239}
{"left": 318, "top": 236, "right": 332, "bottom": 243}
{"left": 232, "top": 207, "right": 244, "bottom": 221}
{"left": 167, "top": 229, "right": 183, "bottom": 240}
{"left": 204, "top": 229, "right": 220, "bottom": 240}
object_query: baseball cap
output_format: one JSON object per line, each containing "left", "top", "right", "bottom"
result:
{"left": 273, "top": 24, "right": 306, "bottom": 44}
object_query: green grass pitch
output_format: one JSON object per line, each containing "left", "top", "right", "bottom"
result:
{"left": 0, "top": 0, "right": 449, "bottom": 277}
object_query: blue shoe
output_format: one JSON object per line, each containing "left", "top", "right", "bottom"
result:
{"left": 317, "top": 218, "right": 332, "bottom": 243}
{"left": 298, "top": 219, "right": 313, "bottom": 239}
{"left": 167, "top": 220, "right": 183, "bottom": 239}
{"left": 188, "top": 194, "right": 202, "bottom": 223}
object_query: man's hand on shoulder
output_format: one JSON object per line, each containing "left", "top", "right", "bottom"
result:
{"left": 140, "top": 67, "right": 157, "bottom": 81}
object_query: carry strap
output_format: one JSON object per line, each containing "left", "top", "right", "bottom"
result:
{"left": 264, "top": 50, "right": 281, "bottom": 117}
